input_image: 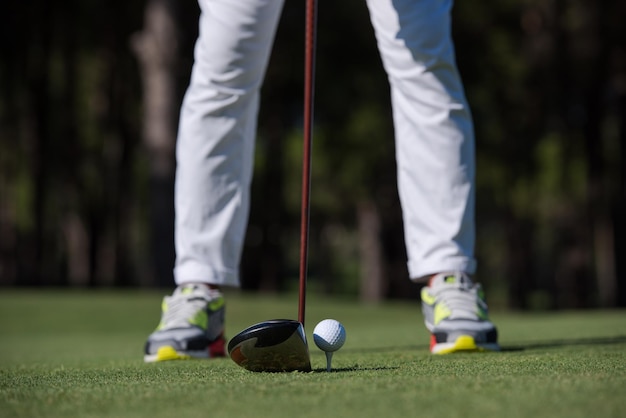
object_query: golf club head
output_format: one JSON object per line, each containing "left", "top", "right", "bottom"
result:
{"left": 227, "top": 319, "right": 311, "bottom": 372}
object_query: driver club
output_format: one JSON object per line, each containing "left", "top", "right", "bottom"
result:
{"left": 227, "top": 0, "right": 318, "bottom": 372}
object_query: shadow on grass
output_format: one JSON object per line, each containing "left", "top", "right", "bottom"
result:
{"left": 501, "top": 335, "right": 626, "bottom": 352}
{"left": 311, "top": 365, "right": 399, "bottom": 373}
{"left": 334, "top": 335, "right": 626, "bottom": 356}
{"left": 340, "top": 345, "right": 428, "bottom": 354}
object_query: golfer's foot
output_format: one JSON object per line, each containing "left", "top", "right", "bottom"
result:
{"left": 421, "top": 272, "right": 499, "bottom": 354}
{"left": 144, "top": 284, "right": 226, "bottom": 362}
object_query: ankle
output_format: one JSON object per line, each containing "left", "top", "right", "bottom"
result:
{"left": 426, "top": 274, "right": 437, "bottom": 287}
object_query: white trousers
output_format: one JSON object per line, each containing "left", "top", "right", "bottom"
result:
{"left": 174, "top": 0, "right": 476, "bottom": 287}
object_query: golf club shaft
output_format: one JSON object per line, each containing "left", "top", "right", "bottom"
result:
{"left": 298, "top": 0, "right": 317, "bottom": 326}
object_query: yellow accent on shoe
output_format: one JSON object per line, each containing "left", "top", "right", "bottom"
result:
{"left": 476, "top": 307, "right": 489, "bottom": 321}
{"left": 189, "top": 310, "right": 208, "bottom": 329}
{"left": 181, "top": 286, "right": 195, "bottom": 295}
{"left": 421, "top": 287, "right": 436, "bottom": 306}
{"left": 433, "top": 303, "right": 451, "bottom": 326}
{"left": 208, "top": 297, "right": 225, "bottom": 312}
{"left": 154, "top": 300, "right": 169, "bottom": 331}
{"left": 443, "top": 275, "right": 457, "bottom": 284}
{"left": 436, "top": 335, "right": 484, "bottom": 355}
{"left": 156, "top": 346, "right": 191, "bottom": 361}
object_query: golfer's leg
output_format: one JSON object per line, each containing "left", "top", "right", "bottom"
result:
{"left": 174, "top": 0, "right": 284, "bottom": 287}
{"left": 366, "top": 0, "right": 476, "bottom": 280}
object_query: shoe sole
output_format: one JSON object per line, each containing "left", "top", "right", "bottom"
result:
{"left": 144, "top": 346, "right": 202, "bottom": 362}
{"left": 144, "top": 335, "right": 227, "bottom": 363}
{"left": 431, "top": 335, "right": 500, "bottom": 354}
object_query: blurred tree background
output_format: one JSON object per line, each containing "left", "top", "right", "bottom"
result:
{"left": 1, "top": 0, "right": 624, "bottom": 309}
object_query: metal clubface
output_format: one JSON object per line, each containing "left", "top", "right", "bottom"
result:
{"left": 227, "top": 320, "right": 312, "bottom": 372}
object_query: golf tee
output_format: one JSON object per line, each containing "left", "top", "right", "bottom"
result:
{"left": 325, "top": 351, "right": 333, "bottom": 372}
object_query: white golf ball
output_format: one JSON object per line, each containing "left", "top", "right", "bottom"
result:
{"left": 313, "top": 319, "right": 346, "bottom": 352}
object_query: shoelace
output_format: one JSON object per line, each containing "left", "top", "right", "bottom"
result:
{"left": 435, "top": 280, "right": 485, "bottom": 320}
{"left": 161, "top": 292, "right": 207, "bottom": 328}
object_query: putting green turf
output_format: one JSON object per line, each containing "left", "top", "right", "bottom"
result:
{"left": 1, "top": 289, "right": 625, "bottom": 418}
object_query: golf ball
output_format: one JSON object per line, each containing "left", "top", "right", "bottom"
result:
{"left": 313, "top": 319, "right": 346, "bottom": 352}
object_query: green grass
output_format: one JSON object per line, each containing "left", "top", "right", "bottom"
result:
{"left": 1, "top": 289, "right": 625, "bottom": 418}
